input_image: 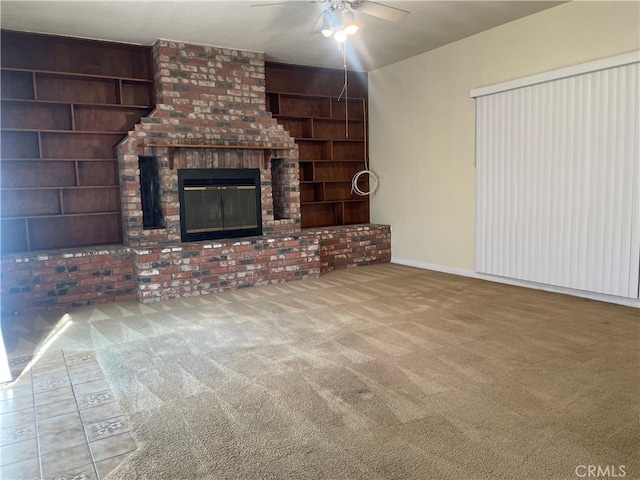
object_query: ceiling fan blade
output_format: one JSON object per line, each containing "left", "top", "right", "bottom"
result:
{"left": 309, "top": 8, "right": 330, "bottom": 35}
{"left": 252, "top": 0, "right": 326, "bottom": 6}
{"left": 310, "top": 13, "right": 323, "bottom": 34}
{"left": 352, "top": 1, "right": 409, "bottom": 22}
{"left": 250, "top": 2, "right": 290, "bottom": 7}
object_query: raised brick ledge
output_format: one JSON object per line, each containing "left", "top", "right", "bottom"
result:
{"left": 131, "top": 233, "right": 322, "bottom": 303}
{"left": 303, "top": 224, "right": 391, "bottom": 235}
{"left": 0, "top": 224, "right": 391, "bottom": 312}
{"left": 303, "top": 224, "right": 392, "bottom": 273}
{"left": 130, "top": 231, "right": 314, "bottom": 256}
{"left": 1, "top": 244, "right": 133, "bottom": 263}
{"left": 1, "top": 245, "right": 136, "bottom": 313}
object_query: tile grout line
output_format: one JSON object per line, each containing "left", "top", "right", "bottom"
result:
{"left": 63, "top": 350, "right": 102, "bottom": 480}
{"left": 28, "top": 355, "right": 45, "bottom": 480}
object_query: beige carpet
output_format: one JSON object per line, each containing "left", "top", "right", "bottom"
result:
{"left": 4, "top": 264, "right": 639, "bottom": 479}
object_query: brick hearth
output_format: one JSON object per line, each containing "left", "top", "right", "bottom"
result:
{"left": 0, "top": 225, "right": 390, "bottom": 310}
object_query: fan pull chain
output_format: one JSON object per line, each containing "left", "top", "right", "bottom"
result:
{"left": 337, "top": 40, "right": 349, "bottom": 138}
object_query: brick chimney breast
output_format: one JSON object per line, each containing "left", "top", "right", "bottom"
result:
{"left": 117, "top": 40, "right": 300, "bottom": 247}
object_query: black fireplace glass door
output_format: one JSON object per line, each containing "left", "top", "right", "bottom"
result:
{"left": 178, "top": 168, "right": 262, "bottom": 242}
{"left": 184, "top": 187, "right": 223, "bottom": 233}
{"left": 223, "top": 186, "right": 258, "bottom": 230}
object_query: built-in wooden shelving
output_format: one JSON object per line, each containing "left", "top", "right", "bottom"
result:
{"left": 265, "top": 62, "right": 370, "bottom": 228}
{"left": 0, "top": 31, "right": 154, "bottom": 252}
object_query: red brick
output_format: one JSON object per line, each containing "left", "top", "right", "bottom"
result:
{"left": 137, "top": 254, "right": 160, "bottom": 263}
{"left": 66, "top": 257, "right": 92, "bottom": 265}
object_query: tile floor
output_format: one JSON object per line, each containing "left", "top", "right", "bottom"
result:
{"left": 1, "top": 350, "right": 136, "bottom": 480}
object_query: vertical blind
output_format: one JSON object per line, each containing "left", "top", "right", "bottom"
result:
{"left": 474, "top": 60, "right": 639, "bottom": 298}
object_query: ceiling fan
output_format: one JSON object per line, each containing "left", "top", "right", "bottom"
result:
{"left": 252, "top": 0, "right": 409, "bottom": 42}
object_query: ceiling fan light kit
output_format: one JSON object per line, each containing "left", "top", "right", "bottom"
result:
{"left": 321, "top": 8, "right": 359, "bottom": 42}
{"left": 320, "top": 12, "right": 335, "bottom": 37}
{"left": 252, "top": 1, "right": 408, "bottom": 43}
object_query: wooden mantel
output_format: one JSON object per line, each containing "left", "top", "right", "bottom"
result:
{"left": 145, "top": 144, "right": 292, "bottom": 169}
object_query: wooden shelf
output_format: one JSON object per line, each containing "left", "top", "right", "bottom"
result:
{"left": 301, "top": 199, "right": 368, "bottom": 205}
{"left": 145, "top": 143, "right": 291, "bottom": 149}
{"left": 1, "top": 128, "right": 130, "bottom": 135}
{"left": 295, "top": 138, "right": 365, "bottom": 142}
{"left": 1, "top": 185, "right": 119, "bottom": 191}
{"left": 298, "top": 159, "right": 365, "bottom": 163}
{"left": 0, "top": 31, "right": 154, "bottom": 253}
{"left": 301, "top": 180, "right": 357, "bottom": 184}
{"left": 145, "top": 143, "right": 292, "bottom": 170}
{"left": 1, "top": 66, "right": 153, "bottom": 83}
{"left": 265, "top": 63, "right": 369, "bottom": 228}
{"left": 273, "top": 114, "right": 364, "bottom": 123}
{"left": 3, "top": 211, "right": 121, "bottom": 221}
{"left": 267, "top": 90, "right": 366, "bottom": 101}
{"left": 1, "top": 158, "right": 118, "bottom": 162}
{"left": 1, "top": 97, "right": 152, "bottom": 109}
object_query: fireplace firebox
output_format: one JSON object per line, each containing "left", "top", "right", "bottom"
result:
{"left": 178, "top": 168, "right": 262, "bottom": 242}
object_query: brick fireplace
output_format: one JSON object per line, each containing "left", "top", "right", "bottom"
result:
{"left": 118, "top": 40, "right": 300, "bottom": 246}
{"left": 0, "top": 39, "right": 391, "bottom": 312}
{"left": 115, "top": 40, "right": 323, "bottom": 302}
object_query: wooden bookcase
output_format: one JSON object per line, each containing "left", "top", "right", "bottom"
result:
{"left": 265, "top": 63, "right": 370, "bottom": 229}
{"left": 0, "top": 31, "right": 154, "bottom": 252}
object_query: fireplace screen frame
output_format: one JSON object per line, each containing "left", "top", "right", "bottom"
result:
{"left": 178, "top": 168, "right": 262, "bottom": 242}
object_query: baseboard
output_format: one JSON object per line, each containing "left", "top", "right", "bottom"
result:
{"left": 391, "top": 257, "right": 640, "bottom": 308}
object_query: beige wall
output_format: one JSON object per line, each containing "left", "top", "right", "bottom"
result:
{"left": 369, "top": 1, "right": 640, "bottom": 270}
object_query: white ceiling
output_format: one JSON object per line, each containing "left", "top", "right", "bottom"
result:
{"left": 0, "top": 0, "right": 565, "bottom": 71}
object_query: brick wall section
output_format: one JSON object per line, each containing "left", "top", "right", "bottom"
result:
{"left": 0, "top": 246, "right": 135, "bottom": 314}
{"left": 306, "top": 224, "right": 392, "bottom": 272}
{"left": 118, "top": 40, "right": 300, "bottom": 247}
{"left": 133, "top": 234, "right": 320, "bottom": 302}
{"left": 0, "top": 226, "right": 390, "bottom": 312}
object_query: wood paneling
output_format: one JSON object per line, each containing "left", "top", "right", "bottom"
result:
{"left": 314, "top": 162, "right": 364, "bottom": 182}
{"left": 325, "top": 181, "right": 365, "bottom": 201}
{"left": 36, "top": 74, "right": 119, "bottom": 104}
{"left": 1, "top": 218, "right": 29, "bottom": 253}
{"left": 28, "top": 214, "right": 122, "bottom": 250}
{"left": 1, "top": 31, "right": 151, "bottom": 79}
{"left": 297, "top": 140, "right": 329, "bottom": 161}
{"left": 62, "top": 187, "right": 120, "bottom": 214}
{"left": 77, "top": 161, "right": 119, "bottom": 186}
{"left": 121, "top": 81, "right": 153, "bottom": 106}
{"left": 279, "top": 96, "right": 329, "bottom": 117}
{"left": 40, "top": 133, "right": 125, "bottom": 159}
{"left": 276, "top": 118, "right": 311, "bottom": 138}
{"left": 300, "top": 203, "right": 343, "bottom": 228}
{"left": 333, "top": 141, "right": 365, "bottom": 160}
{"left": 314, "top": 118, "right": 364, "bottom": 139}
{"left": 1, "top": 161, "right": 76, "bottom": 188}
{"left": 74, "top": 106, "right": 146, "bottom": 132}
{"left": 265, "top": 62, "right": 367, "bottom": 98}
{"left": 1, "top": 101, "right": 72, "bottom": 130}
{"left": 1, "top": 131, "right": 40, "bottom": 158}
{"left": 1, "top": 189, "right": 61, "bottom": 217}
{"left": 1, "top": 71, "right": 34, "bottom": 99}
{"left": 343, "top": 201, "right": 369, "bottom": 225}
